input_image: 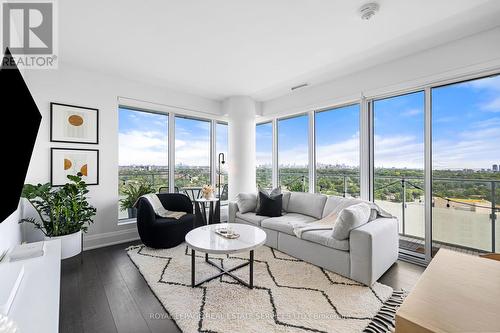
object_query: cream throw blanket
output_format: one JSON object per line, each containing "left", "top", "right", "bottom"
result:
{"left": 293, "top": 200, "right": 392, "bottom": 238}
{"left": 140, "top": 194, "right": 186, "bottom": 219}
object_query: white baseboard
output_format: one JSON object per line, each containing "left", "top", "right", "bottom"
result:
{"left": 83, "top": 228, "right": 140, "bottom": 250}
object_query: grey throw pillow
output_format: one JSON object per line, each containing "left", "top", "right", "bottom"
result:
{"left": 332, "top": 202, "right": 372, "bottom": 240}
{"left": 236, "top": 193, "right": 257, "bottom": 213}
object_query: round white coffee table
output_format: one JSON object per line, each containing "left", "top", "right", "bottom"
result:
{"left": 185, "top": 223, "right": 267, "bottom": 289}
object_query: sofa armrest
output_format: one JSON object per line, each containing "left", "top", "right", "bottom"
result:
{"left": 228, "top": 201, "right": 239, "bottom": 223}
{"left": 349, "top": 217, "right": 399, "bottom": 286}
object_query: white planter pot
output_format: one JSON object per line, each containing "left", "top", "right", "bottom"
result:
{"left": 46, "top": 230, "right": 82, "bottom": 260}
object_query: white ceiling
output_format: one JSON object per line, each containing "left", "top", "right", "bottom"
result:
{"left": 59, "top": 0, "right": 500, "bottom": 101}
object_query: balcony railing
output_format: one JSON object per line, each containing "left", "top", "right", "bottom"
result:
{"left": 120, "top": 169, "right": 499, "bottom": 252}
{"left": 280, "top": 170, "right": 499, "bottom": 253}
{"left": 373, "top": 175, "right": 498, "bottom": 253}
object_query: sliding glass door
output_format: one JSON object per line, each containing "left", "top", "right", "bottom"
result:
{"left": 432, "top": 75, "right": 500, "bottom": 253}
{"left": 373, "top": 91, "right": 426, "bottom": 258}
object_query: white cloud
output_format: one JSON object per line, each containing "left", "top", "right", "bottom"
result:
{"left": 175, "top": 138, "right": 210, "bottom": 166}
{"left": 472, "top": 117, "right": 500, "bottom": 128}
{"left": 119, "top": 130, "right": 167, "bottom": 166}
{"left": 434, "top": 124, "right": 500, "bottom": 169}
{"left": 316, "top": 137, "right": 359, "bottom": 166}
{"left": 278, "top": 145, "right": 309, "bottom": 167}
{"left": 256, "top": 151, "right": 272, "bottom": 166}
{"left": 480, "top": 97, "right": 500, "bottom": 112}
{"left": 373, "top": 135, "right": 424, "bottom": 169}
{"left": 401, "top": 108, "right": 423, "bottom": 117}
{"left": 119, "top": 129, "right": 211, "bottom": 167}
{"left": 466, "top": 76, "right": 500, "bottom": 91}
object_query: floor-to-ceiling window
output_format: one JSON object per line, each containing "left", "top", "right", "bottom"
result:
{"left": 315, "top": 104, "right": 360, "bottom": 197}
{"left": 278, "top": 114, "right": 309, "bottom": 192}
{"left": 432, "top": 75, "right": 500, "bottom": 253}
{"left": 373, "top": 92, "right": 425, "bottom": 256}
{"left": 216, "top": 122, "right": 228, "bottom": 200}
{"left": 256, "top": 122, "right": 273, "bottom": 189}
{"left": 174, "top": 116, "right": 211, "bottom": 195}
{"left": 118, "top": 107, "right": 168, "bottom": 219}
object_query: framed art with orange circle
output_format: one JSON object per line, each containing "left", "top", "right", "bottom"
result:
{"left": 50, "top": 102, "right": 98, "bottom": 144}
{"left": 51, "top": 148, "right": 99, "bottom": 186}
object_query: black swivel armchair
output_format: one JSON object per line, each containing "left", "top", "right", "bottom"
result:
{"left": 136, "top": 193, "right": 196, "bottom": 249}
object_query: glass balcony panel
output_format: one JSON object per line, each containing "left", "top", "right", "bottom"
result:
{"left": 432, "top": 179, "right": 492, "bottom": 252}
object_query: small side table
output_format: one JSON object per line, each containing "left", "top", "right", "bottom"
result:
{"left": 194, "top": 197, "right": 220, "bottom": 226}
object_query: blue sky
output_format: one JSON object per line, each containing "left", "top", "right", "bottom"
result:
{"left": 119, "top": 110, "right": 220, "bottom": 167}
{"left": 120, "top": 75, "right": 500, "bottom": 170}
{"left": 374, "top": 91, "right": 425, "bottom": 169}
{"left": 118, "top": 109, "right": 168, "bottom": 166}
{"left": 432, "top": 76, "right": 500, "bottom": 170}
{"left": 256, "top": 122, "right": 272, "bottom": 166}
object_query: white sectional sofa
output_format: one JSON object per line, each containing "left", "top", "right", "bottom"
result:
{"left": 228, "top": 192, "right": 399, "bottom": 286}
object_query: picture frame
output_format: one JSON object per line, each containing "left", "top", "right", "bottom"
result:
{"left": 50, "top": 102, "right": 99, "bottom": 144}
{"left": 51, "top": 148, "right": 99, "bottom": 186}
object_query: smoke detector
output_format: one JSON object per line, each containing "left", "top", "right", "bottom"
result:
{"left": 359, "top": 2, "right": 379, "bottom": 20}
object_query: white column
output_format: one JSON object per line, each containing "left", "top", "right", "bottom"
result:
{"left": 224, "top": 96, "right": 257, "bottom": 200}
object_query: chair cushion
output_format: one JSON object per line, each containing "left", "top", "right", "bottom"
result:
{"left": 235, "top": 212, "right": 268, "bottom": 226}
{"left": 287, "top": 192, "right": 327, "bottom": 219}
{"left": 261, "top": 213, "right": 317, "bottom": 235}
{"left": 236, "top": 192, "right": 257, "bottom": 213}
{"left": 301, "top": 230, "right": 350, "bottom": 251}
{"left": 332, "top": 202, "right": 372, "bottom": 240}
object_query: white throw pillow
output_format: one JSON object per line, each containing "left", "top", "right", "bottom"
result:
{"left": 236, "top": 193, "right": 257, "bottom": 213}
{"left": 332, "top": 202, "right": 372, "bottom": 240}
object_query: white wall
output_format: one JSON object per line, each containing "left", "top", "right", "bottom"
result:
{"left": 23, "top": 63, "right": 221, "bottom": 249}
{"left": 262, "top": 27, "right": 500, "bottom": 117}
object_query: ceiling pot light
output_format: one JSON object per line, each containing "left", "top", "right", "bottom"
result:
{"left": 359, "top": 2, "right": 379, "bottom": 20}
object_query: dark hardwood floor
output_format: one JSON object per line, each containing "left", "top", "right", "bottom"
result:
{"left": 60, "top": 241, "right": 425, "bottom": 333}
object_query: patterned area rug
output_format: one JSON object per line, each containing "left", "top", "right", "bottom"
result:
{"left": 127, "top": 244, "right": 396, "bottom": 333}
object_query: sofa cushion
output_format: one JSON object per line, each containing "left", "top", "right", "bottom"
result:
{"left": 286, "top": 192, "right": 327, "bottom": 219}
{"left": 235, "top": 212, "right": 269, "bottom": 226}
{"left": 332, "top": 202, "right": 372, "bottom": 240}
{"left": 236, "top": 192, "right": 257, "bottom": 213}
{"left": 282, "top": 192, "right": 291, "bottom": 211}
{"left": 261, "top": 213, "right": 317, "bottom": 235}
{"left": 322, "top": 195, "right": 364, "bottom": 218}
{"left": 256, "top": 191, "right": 282, "bottom": 217}
{"left": 256, "top": 187, "right": 281, "bottom": 212}
{"left": 301, "top": 230, "right": 350, "bottom": 251}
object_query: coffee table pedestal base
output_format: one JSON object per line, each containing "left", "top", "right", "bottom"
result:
{"left": 191, "top": 249, "right": 254, "bottom": 289}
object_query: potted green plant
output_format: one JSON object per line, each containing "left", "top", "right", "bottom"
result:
{"left": 21, "top": 173, "right": 96, "bottom": 259}
{"left": 119, "top": 182, "right": 155, "bottom": 218}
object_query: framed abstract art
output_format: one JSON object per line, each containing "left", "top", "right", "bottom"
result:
{"left": 51, "top": 148, "right": 99, "bottom": 185}
{"left": 50, "top": 103, "right": 99, "bottom": 144}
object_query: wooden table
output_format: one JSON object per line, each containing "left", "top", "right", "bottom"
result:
{"left": 395, "top": 249, "right": 500, "bottom": 333}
